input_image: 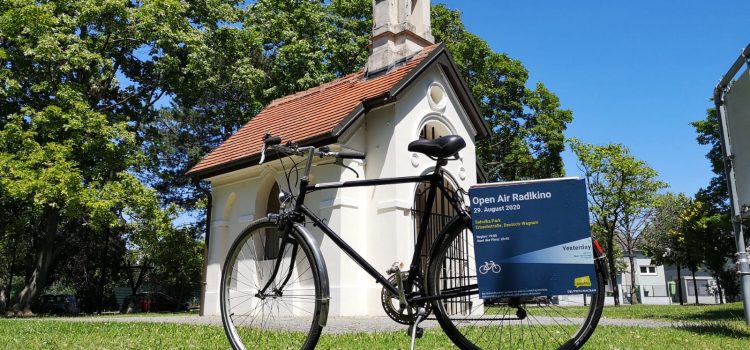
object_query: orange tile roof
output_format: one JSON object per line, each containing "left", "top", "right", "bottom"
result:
{"left": 188, "top": 44, "right": 441, "bottom": 178}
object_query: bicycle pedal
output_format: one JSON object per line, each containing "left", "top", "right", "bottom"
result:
{"left": 407, "top": 325, "right": 424, "bottom": 339}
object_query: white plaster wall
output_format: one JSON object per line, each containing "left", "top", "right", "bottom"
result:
{"left": 202, "top": 65, "right": 479, "bottom": 317}
{"left": 355, "top": 65, "right": 478, "bottom": 316}
{"left": 620, "top": 256, "right": 671, "bottom": 304}
{"left": 203, "top": 165, "right": 283, "bottom": 315}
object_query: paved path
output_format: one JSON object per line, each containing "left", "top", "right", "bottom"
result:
{"left": 52, "top": 315, "right": 689, "bottom": 334}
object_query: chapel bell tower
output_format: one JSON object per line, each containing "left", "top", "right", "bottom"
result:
{"left": 367, "top": 0, "right": 435, "bottom": 74}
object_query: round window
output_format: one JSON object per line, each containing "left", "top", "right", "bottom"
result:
{"left": 427, "top": 82, "right": 447, "bottom": 111}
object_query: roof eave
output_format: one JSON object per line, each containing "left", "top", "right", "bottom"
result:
{"left": 434, "top": 47, "right": 490, "bottom": 139}
{"left": 332, "top": 43, "right": 490, "bottom": 140}
{"left": 187, "top": 133, "right": 338, "bottom": 180}
{"left": 188, "top": 43, "right": 489, "bottom": 181}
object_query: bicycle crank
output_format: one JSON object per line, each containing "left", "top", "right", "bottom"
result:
{"left": 380, "top": 269, "right": 431, "bottom": 325}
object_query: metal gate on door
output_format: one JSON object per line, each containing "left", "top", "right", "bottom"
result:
{"left": 413, "top": 180, "right": 473, "bottom": 315}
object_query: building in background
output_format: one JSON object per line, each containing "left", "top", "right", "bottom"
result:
{"left": 612, "top": 244, "right": 722, "bottom": 305}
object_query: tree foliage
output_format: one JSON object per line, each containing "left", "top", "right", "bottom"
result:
{"left": 641, "top": 193, "right": 691, "bottom": 266}
{"left": 691, "top": 109, "right": 729, "bottom": 213}
{"left": 0, "top": 0, "right": 204, "bottom": 314}
{"left": 690, "top": 107, "right": 739, "bottom": 303}
{"left": 142, "top": 0, "right": 372, "bottom": 215}
{"left": 1, "top": 0, "right": 579, "bottom": 314}
{"left": 147, "top": 1, "right": 575, "bottom": 218}
{"left": 569, "top": 139, "right": 665, "bottom": 305}
{"left": 431, "top": 5, "right": 573, "bottom": 181}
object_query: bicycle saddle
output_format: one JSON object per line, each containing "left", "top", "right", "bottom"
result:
{"left": 408, "top": 135, "right": 466, "bottom": 159}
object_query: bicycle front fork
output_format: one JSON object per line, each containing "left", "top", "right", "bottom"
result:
{"left": 257, "top": 229, "right": 300, "bottom": 297}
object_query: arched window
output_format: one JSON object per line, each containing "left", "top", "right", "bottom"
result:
{"left": 419, "top": 120, "right": 449, "bottom": 140}
{"left": 413, "top": 177, "right": 472, "bottom": 314}
{"left": 263, "top": 182, "right": 281, "bottom": 260}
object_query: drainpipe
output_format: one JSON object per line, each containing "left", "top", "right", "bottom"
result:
{"left": 713, "top": 43, "right": 750, "bottom": 326}
{"left": 198, "top": 184, "right": 212, "bottom": 316}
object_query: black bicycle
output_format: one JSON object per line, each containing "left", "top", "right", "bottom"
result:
{"left": 220, "top": 134, "right": 606, "bottom": 350}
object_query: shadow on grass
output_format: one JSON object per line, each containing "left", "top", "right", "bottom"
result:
{"left": 674, "top": 322, "right": 750, "bottom": 338}
{"left": 671, "top": 307, "right": 745, "bottom": 322}
{"left": 3, "top": 310, "right": 197, "bottom": 319}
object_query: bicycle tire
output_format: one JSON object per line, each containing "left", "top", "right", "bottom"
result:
{"left": 220, "top": 218, "right": 325, "bottom": 350}
{"left": 426, "top": 215, "right": 606, "bottom": 350}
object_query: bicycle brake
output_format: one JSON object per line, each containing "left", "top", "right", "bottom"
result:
{"left": 335, "top": 158, "right": 360, "bottom": 178}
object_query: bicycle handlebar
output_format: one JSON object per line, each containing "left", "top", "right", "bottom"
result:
{"left": 261, "top": 134, "right": 366, "bottom": 161}
{"left": 264, "top": 135, "right": 282, "bottom": 146}
{"left": 336, "top": 150, "right": 366, "bottom": 160}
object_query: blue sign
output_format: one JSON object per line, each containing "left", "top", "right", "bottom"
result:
{"left": 469, "top": 178, "right": 597, "bottom": 299}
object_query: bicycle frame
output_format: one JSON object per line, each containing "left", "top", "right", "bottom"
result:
{"left": 265, "top": 146, "right": 469, "bottom": 302}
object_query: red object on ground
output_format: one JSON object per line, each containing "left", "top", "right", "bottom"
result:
{"left": 141, "top": 298, "right": 151, "bottom": 312}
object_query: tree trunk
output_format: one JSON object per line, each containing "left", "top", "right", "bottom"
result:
{"left": 5, "top": 236, "right": 16, "bottom": 302}
{"left": 690, "top": 267, "right": 699, "bottom": 305}
{"left": 628, "top": 251, "right": 638, "bottom": 304}
{"left": 676, "top": 264, "right": 684, "bottom": 305}
{"left": 97, "top": 231, "right": 110, "bottom": 315}
{"left": 0, "top": 288, "right": 6, "bottom": 314}
{"left": 715, "top": 275, "right": 724, "bottom": 304}
{"left": 8, "top": 207, "right": 62, "bottom": 316}
{"left": 125, "top": 258, "right": 149, "bottom": 296}
{"left": 606, "top": 236, "right": 620, "bottom": 306}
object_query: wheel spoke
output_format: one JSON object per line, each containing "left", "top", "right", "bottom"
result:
{"left": 221, "top": 221, "right": 323, "bottom": 349}
{"left": 427, "top": 220, "right": 605, "bottom": 349}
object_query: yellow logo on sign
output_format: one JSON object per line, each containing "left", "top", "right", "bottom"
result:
{"left": 574, "top": 276, "right": 592, "bottom": 288}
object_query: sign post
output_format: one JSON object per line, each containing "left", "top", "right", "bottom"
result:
{"left": 714, "top": 42, "right": 750, "bottom": 326}
{"left": 469, "top": 177, "right": 596, "bottom": 299}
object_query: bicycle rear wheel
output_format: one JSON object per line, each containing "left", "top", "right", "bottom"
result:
{"left": 220, "top": 218, "right": 324, "bottom": 350}
{"left": 427, "top": 215, "right": 606, "bottom": 350}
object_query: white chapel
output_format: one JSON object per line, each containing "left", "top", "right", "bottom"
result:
{"left": 188, "top": 0, "right": 489, "bottom": 317}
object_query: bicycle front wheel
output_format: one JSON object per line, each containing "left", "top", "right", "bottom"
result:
{"left": 427, "top": 215, "right": 606, "bottom": 350}
{"left": 220, "top": 218, "right": 324, "bottom": 350}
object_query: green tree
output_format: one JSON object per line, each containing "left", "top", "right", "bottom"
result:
{"left": 677, "top": 201, "right": 733, "bottom": 304}
{"left": 691, "top": 108, "right": 738, "bottom": 303}
{"left": 677, "top": 201, "right": 712, "bottom": 305}
{"left": 142, "top": 0, "right": 372, "bottom": 215}
{"left": 691, "top": 109, "right": 729, "bottom": 213}
{"left": 1, "top": 0, "right": 579, "bottom": 315}
{"left": 569, "top": 139, "right": 666, "bottom": 305}
{"left": 695, "top": 212, "right": 733, "bottom": 304}
{"left": 0, "top": 0, "right": 201, "bottom": 315}
{"left": 145, "top": 226, "right": 204, "bottom": 302}
{"left": 641, "top": 193, "right": 691, "bottom": 304}
{"left": 147, "top": 1, "right": 574, "bottom": 223}
{"left": 431, "top": 4, "right": 573, "bottom": 181}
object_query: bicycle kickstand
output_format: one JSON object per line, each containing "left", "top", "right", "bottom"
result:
{"left": 408, "top": 307, "right": 428, "bottom": 350}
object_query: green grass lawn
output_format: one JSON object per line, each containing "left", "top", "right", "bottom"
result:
{"left": 489, "top": 301, "right": 746, "bottom": 321}
{"left": 599, "top": 302, "right": 746, "bottom": 322}
{"left": 0, "top": 303, "right": 747, "bottom": 349}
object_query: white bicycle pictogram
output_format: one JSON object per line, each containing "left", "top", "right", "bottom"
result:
{"left": 479, "top": 261, "right": 502, "bottom": 274}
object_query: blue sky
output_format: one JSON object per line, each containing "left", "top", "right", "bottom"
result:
{"left": 435, "top": 0, "right": 750, "bottom": 196}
